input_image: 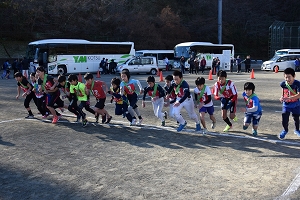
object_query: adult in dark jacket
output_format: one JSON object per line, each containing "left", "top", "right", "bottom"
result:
{"left": 244, "top": 55, "right": 251, "bottom": 73}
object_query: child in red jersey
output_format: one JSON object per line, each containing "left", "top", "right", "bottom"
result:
{"left": 84, "top": 73, "right": 112, "bottom": 124}
{"left": 14, "top": 72, "right": 34, "bottom": 118}
{"left": 213, "top": 70, "right": 238, "bottom": 132}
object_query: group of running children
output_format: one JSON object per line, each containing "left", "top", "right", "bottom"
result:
{"left": 14, "top": 66, "right": 300, "bottom": 140}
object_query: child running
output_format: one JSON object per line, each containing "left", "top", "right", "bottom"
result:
{"left": 36, "top": 66, "right": 63, "bottom": 124}
{"left": 171, "top": 70, "right": 201, "bottom": 132}
{"left": 142, "top": 76, "right": 167, "bottom": 126}
{"left": 107, "top": 77, "right": 132, "bottom": 123}
{"left": 241, "top": 82, "right": 262, "bottom": 136}
{"left": 213, "top": 70, "right": 238, "bottom": 132}
{"left": 120, "top": 69, "right": 143, "bottom": 125}
{"left": 164, "top": 75, "right": 176, "bottom": 120}
{"left": 194, "top": 77, "right": 216, "bottom": 134}
{"left": 84, "top": 73, "right": 112, "bottom": 124}
{"left": 14, "top": 72, "right": 34, "bottom": 118}
{"left": 278, "top": 67, "right": 300, "bottom": 139}
{"left": 67, "top": 74, "right": 88, "bottom": 127}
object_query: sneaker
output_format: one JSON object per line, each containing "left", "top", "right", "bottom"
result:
{"left": 211, "top": 121, "right": 216, "bottom": 129}
{"left": 177, "top": 121, "right": 187, "bottom": 132}
{"left": 223, "top": 125, "right": 232, "bottom": 132}
{"left": 25, "top": 115, "right": 34, "bottom": 119}
{"left": 57, "top": 114, "right": 62, "bottom": 121}
{"left": 105, "top": 116, "right": 112, "bottom": 124}
{"left": 294, "top": 130, "right": 300, "bottom": 137}
{"left": 278, "top": 130, "right": 288, "bottom": 140}
{"left": 137, "top": 118, "right": 143, "bottom": 125}
{"left": 95, "top": 114, "right": 99, "bottom": 123}
{"left": 252, "top": 129, "right": 258, "bottom": 136}
{"left": 130, "top": 118, "right": 137, "bottom": 126}
{"left": 52, "top": 116, "right": 58, "bottom": 124}
{"left": 42, "top": 113, "right": 49, "bottom": 119}
{"left": 233, "top": 116, "right": 238, "bottom": 122}
{"left": 76, "top": 115, "right": 81, "bottom": 122}
{"left": 161, "top": 120, "right": 165, "bottom": 126}
{"left": 202, "top": 128, "right": 207, "bottom": 134}
{"left": 82, "top": 119, "right": 88, "bottom": 127}
{"left": 164, "top": 111, "right": 168, "bottom": 120}
{"left": 102, "top": 114, "right": 106, "bottom": 123}
{"left": 196, "top": 123, "right": 201, "bottom": 131}
{"left": 243, "top": 125, "right": 248, "bottom": 130}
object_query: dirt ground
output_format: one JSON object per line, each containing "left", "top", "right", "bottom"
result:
{"left": 0, "top": 69, "right": 300, "bottom": 200}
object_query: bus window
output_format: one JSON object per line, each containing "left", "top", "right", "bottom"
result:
{"left": 86, "top": 44, "right": 103, "bottom": 54}
{"left": 67, "top": 44, "right": 86, "bottom": 54}
{"left": 119, "top": 45, "right": 132, "bottom": 54}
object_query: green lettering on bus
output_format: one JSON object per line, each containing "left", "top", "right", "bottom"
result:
{"left": 73, "top": 56, "right": 87, "bottom": 63}
{"left": 206, "top": 55, "right": 212, "bottom": 60}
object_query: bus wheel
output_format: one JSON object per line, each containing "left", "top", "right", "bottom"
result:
{"left": 57, "top": 65, "right": 67, "bottom": 75}
{"left": 150, "top": 69, "right": 157, "bottom": 75}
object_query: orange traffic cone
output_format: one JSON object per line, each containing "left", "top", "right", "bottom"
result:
{"left": 159, "top": 70, "right": 164, "bottom": 82}
{"left": 250, "top": 69, "right": 255, "bottom": 79}
{"left": 208, "top": 70, "right": 213, "bottom": 80}
{"left": 78, "top": 73, "right": 82, "bottom": 82}
{"left": 274, "top": 65, "right": 279, "bottom": 73}
{"left": 97, "top": 70, "right": 100, "bottom": 78}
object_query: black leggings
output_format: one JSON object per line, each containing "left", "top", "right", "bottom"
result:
{"left": 24, "top": 92, "right": 37, "bottom": 109}
{"left": 282, "top": 112, "right": 300, "bottom": 132}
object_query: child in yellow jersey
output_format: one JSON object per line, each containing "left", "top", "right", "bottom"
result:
{"left": 68, "top": 74, "right": 88, "bottom": 127}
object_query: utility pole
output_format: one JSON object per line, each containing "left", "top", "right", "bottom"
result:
{"left": 218, "top": 0, "right": 222, "bottom": 44}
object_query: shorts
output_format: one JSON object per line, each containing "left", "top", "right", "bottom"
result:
{"left": 95, "top": 98, "right": 106, "bottom": 109}
{"left": 221, "top": 98, "right": 236, "bottom": 113}
{"left": 244, "top": 112, "right": 262, "bottom": 126}
{"left": 199, "top": 105, "right": 214, "bottom": 115}
{"left": 47, "top": 94, "right": 64, "bottom": 108}
{"left": 282, "top": 106, "right": 300, "bottom": 115}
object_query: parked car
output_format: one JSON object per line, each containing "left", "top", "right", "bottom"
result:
{"left": 116, "top": 56, "right": 158, "bottom": 75}
{"left": 261, "top": 54, "right": 300, "bottom": 71}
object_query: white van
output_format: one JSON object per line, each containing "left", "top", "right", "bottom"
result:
{"left": 135, "top": 50, "right": 174, "bottom": 70}
{"left": 261, "top": 54, "right": 300, "bottom": 71}
{"left": 116, "top": 56, "right": 158, "bottom": 75}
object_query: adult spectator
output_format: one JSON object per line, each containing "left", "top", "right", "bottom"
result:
{"left": 188, "top": 55, "right": 195, "bottom": 74}
{"left": 200, "top": 56, "right": 206, "bottom": 74}
{"left": 99, "top": 58, "right": 106, "bottom": 74}
{"left": 180, "top": 56, "right": 185, "bottom": 74}
{"left": 12, "top": 59, "right": 18, "bottom": 76}
{"left": 244, "top": 55, "right": 251, "bottom": 73}
{"left": 164, "top": 57, "right": 169, "bottom": 71}
{"left": 236, "top": 55, "right": 242, "bottom": 73}
{"left": 109, "top": 59, "right": 117, "bottom": 74}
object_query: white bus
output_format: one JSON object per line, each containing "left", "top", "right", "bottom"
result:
{"left": 135, "top": 50, "right": 174, "bottom": 70}
{"left": 274, "top": 49, "right": 300, "bottom": 56}
{"left": 173, "top": 42, "right": 234, "bottom": 70}
{"left": 26, "top": 39, "right": 135, "bottom": 75}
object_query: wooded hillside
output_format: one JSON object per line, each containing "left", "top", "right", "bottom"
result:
{"left": 0, "top": 0, "right": 299, "bottom": 60}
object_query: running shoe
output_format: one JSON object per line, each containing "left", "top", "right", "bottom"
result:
{"left": 130, "top": 118, "right": 137, "bottom": 126}
{"left": 211, "top": 121, "right": 216, "bottom": 129}
{"left": 164, "top": 111, "right": 168, "bottom": 120}
{"left": 294, "top": 130, "right": 300, "bottom": 137}
{"left": 243, "top": 125, "right": 248, "bottom": 130}
{"left": 105, "top": 116, "right": 112, "bottom": 124}
{"left": 161, "top": 120, "right": 165, "bottom": 126}
{"left": 177, "top": 121, "right": 187, "bottom": 132}
{"left": 202, "top": 128, "right": 208, "bottom": 134}
{"left": 223, "top": 125, "right": 232, "bottom": 132}
{"left": 233, "top": 116, "right": 238, "bottom": 122}
{"left": 278, "top": 130, "right": 288, "bottom": 140}
{"left": 52, "top": 116, "right": 58, "bottom": 124}
{"left": 42, "top": 113, "right": 49, "bottom": 119}
{"left": 25, "top": 115, "right": 34, "bottom": 119}
{"left": 82, "top": 119, "right": 88, "bottom": 127}
{"left": 196, "top": 123, "right": 201, "bottom": 131}
{"left": 252, "top": 129, "right": 258, "bottom": 136}
{"left": 137, "top": 118, "right": 143, "bottom": 125}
